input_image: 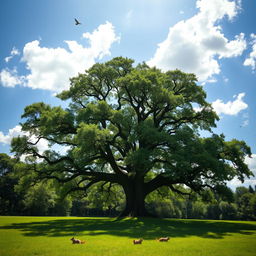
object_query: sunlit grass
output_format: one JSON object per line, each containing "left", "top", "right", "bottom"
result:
{"left": 0, "top": 216, "right": 255, "bottom": 256}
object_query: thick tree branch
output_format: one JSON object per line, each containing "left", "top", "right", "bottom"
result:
{"left": 28, "top": 136, "right": 77, "bottom": 147}
{"left": 101, "top": 146, "right": 128, "bottom": 176}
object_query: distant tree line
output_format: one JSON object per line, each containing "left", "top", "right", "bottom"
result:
{"left": 0, "top": 153, "right": 255, "bottom": 220}
{"left": 145, "top": 185, "right": 256, "bottom": 220}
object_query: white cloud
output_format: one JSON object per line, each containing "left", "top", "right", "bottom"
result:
{"left": 124, "top": 10, "right": 133, "bottom": 26}
{"left": 82, "top": 21, "right": 120, "bottom": 59}
{"left": 223, "top": 76, "right": 229, "bottom": 83}
{"left": 0, "top": 22, "right": 119, "bottom": 92}
{"left": 0, "top": 125, "right": 48, "bottom": 154}
{"left": 243, "top": 33, "right": 256, "bottom": 71}
{"left": 196, "top": 0, "right": 240, "bottom": 22}
{"left": 0, "top": 68, "right": 25, "bottom": 87}
{"left": 5, "top": 57, "right": 12, "bottom": 63}
{"left": 212, "top": 92, "right": 248, "bottom": 115}
{"left": 5, "top": 47, "right": 20, "bottom": 63}
{"left": 23, "top": 22, "right": 119, "bottom": 92}
{"left": 0, "top": 125, "right": 26, "bottom": 145}
{"left": 241, "top": 119, "right": 249, "bottom": 127}
{"left": 228, "top": 177, "right": 256, "bottom": 189}
{"left": 202, "top": 78, "right": 218, "bottom": 85}
{"left": 148, "top": 0, "right": 246, "bottom": 81}
{"left": 241, "top": 112, "right": 249, "bottom": 127}
{"left": 245, "top": 154, "right": 256, "bottom": 175}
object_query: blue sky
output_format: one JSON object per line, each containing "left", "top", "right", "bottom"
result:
{"left": 0, "top": 0, "right": 255, "bottom": 188}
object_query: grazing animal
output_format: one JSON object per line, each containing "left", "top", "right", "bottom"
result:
{"left": 133, "top": 239, "right": 143, "bottom": 244}
{"left": 74, "top": 18, "right": 81, "bottom": 25}
{"left": 70, "top": 237, "right": 85, "bottom": 244}
{"left": 158, "top": 237, "right": 170, "bottom": 242}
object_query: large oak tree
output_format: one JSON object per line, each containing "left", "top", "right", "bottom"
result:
{"left": 12, "top": 57, "right": 252, "bottom": 217}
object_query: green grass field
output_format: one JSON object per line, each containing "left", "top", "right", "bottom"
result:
{"left": 0, "top": 216, "right": 255, "bottom": 256}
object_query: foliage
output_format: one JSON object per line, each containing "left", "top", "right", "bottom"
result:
{"left": 1, "top": 156, "right": 256, "bottom": 220}
{"left": 10, "top": 57, "right": 253, "bottom": 216}
{"left": 71, "top": 182, "right": 125, "bottom": 216}
{"left": 22, "top": 182, "right": 57, "bottom": 216}
{"left": 0, "top": 154, "right": 25, "bottom": 215}
{"left": 219, "top": 201, "right": 238, "bottom": 220}
{"left": 22, "top": 180, "right": 73, "bottom": 216}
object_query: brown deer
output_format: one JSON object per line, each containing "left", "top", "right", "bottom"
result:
{"left": 70, "top": 237, "right": 85, "bottom": 244}
{"left": 158, "top": 237, "right": 170, "bottom": 242}
{"left": 133, "top": 239, "right": 143, "bottom": 244}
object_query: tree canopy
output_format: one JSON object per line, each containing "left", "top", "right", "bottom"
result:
{"left": 11, "top": 57, "right": 252, "bottom": 217}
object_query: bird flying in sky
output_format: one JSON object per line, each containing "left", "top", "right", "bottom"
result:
{"left": 74, "top": 18, "right": 81, "bottom": 25}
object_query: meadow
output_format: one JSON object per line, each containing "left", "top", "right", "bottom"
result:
{"left": 0, "top": 216, "right": 255, "bottom": 256}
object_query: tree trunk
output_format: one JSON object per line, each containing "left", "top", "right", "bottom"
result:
{"left": 119, "top": 176, "right": 150, "bottom": 217}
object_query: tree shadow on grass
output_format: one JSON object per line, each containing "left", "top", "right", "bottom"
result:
{"left": 0, "top": 218, "right": 255, "bottom": 240}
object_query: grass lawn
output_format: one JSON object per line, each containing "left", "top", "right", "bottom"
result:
{"left": 0, "top": 216, "right": 255, "bottom": 256}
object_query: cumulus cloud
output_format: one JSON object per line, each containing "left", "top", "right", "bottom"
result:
{"left": 5, "top": 47, "right": 20, "bottom": 63}
{"left": 148, "top": 0, "right": 246, "bottom": 81}
{"left": 0, "top": 22, "right": 119, "bottom": 92}
{"left": 243, "top": 33, "right": 256, "bottom": 71}
{"left": 0, "top": 68, "right": 25, "bottom": 88}
{"left": 82, "top": 21, "right": 120, "bottom": 59}
{"left": 23, "top": 22, "right": 119, "bottom": 92}
{"left": 0, "top": 125, "right": 27, "bottom": 145}
{"left": 212, "top": 93, "right": 248, "bottom": 115}
{"left": 196, "top": 0, "right": 240, "bottom": 22}
{"left": 0, "top": 125, "right": 48, "bottom": 154}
